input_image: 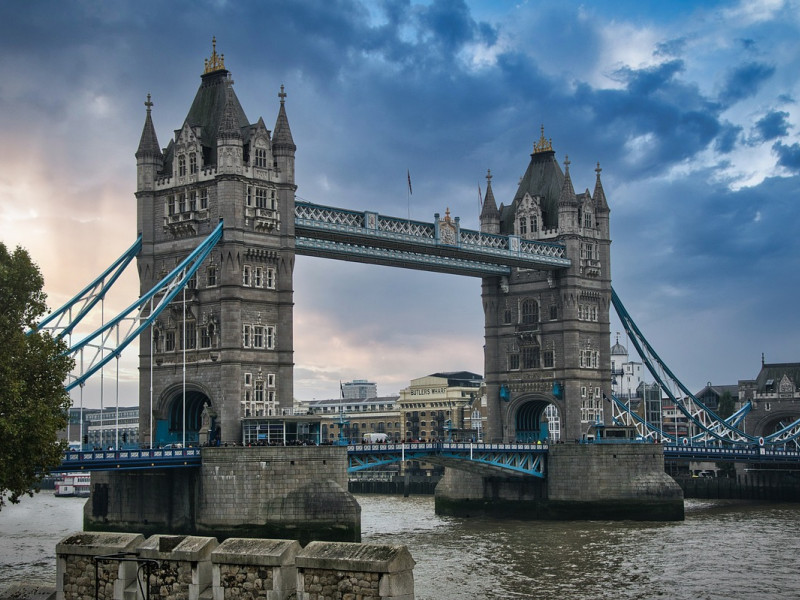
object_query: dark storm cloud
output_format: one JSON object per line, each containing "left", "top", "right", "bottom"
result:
{"left": 714, "top": 122, "right": 742, "bottom": 153}
{"left": 569, "top": 61, "right": 722, "bottom": 176}
{"left": 753, "top": 110, "right": 791, "bottom": 142}
{"left": 718, "top": 61, "right": 776, "bottom": 106}
{"left": 773, "top": 141, "right": 800, "bottom": 172}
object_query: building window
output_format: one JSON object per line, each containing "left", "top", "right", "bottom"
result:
{"left": 165, "top": 331, "right": 175, "bottom": 352}
{"left": 189, "top": 152, "right": 197, "bottom": 174}
{"left": 503, "top": 306, "right": 512, "bottom": 324}
{"left": 207, "top": 266, "right": 217, "bottom": 287}
{"left": 243, "top": 324, "right": 251, "bottom": 347}
{"left": 179, "top": 193, "right": 187, "bottom": 213}
{"left": 583, "top": 211, "right": 592, "bottom": 228}
{"left": 519, "top": 217, "right": 527, "bottom": 235}
{"left": 178, "top": 155, "right": 186, "bottom": 177}
{"left": 200, "top": 326, "right": 211, "bottom": 348}
{"left": 266, "top": 326, "right": 275, "bottom": 349}
{"left": 531, "top": 215, "right": 538, "bottom": 232}
{"left": 266, "top": 267, "right": 275, "bottom": 289}
{"left": 253, "top": 326, "right": 264, "bottom": 348}
{"left": 522, "top": 347, "right": 540, "bottom": 369}
{"left": 543, "top": 350, "right": 554, "bottom": 368}
{"left": 256, "top": 187, "right": 268, "bottom": 209}
{"left": 254, "top": 267, "right": 263, "bottom": 288}
{"left": 580, "top": 350, "right": 600, "bottom": 369}
{"left": 549, "top": 305, "right": 558, "bottom": 320}
{"left": 255, "top": 380, "right": 265, "bottom": 403}
{"left": 509, "top": 354, "right": 520, "bottom": 371}
{"left": 167, "top": 196, "right": 176, "bottom": 216}
{"left": 521, "top": 300, "right": 539, "bottom": 325}
{"left": 187, "top": 273, "right": 197, "bottom": 290}
{"left": 189, "top": 191, "right": 197, "bottom": 212}
{"left": 242, "top": 265, "right": 251, "bottom": 286}
{"left": 244, "top": 372, "right": 252, "bottom": 386}
{"left": 267, "top": 373, "right": 275, "bottom": 387}
{"left": 200, "top": 188, "right": 208, "bottom": 210}
{"left": 180, "top": 322, "right": 196, "bottom": 350}
{"left": 246, "top": 186, "right": 253, "bottom": 207}
{"left": 255, "top": 147, "right": 268, "bottom": 168}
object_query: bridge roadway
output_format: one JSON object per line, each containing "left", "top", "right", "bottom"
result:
{"left": 56, "top": 442, "right": 800, "bottom": 475}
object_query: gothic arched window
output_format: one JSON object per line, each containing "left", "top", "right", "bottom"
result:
{"left": 521, "top": 299, "right": 539, "bottom": 325}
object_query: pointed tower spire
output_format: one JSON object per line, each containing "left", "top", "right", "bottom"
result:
{"left": 593, "top": 162, "right": 609, "bottom": 212}
{"left": 273, "top": 84, "right": 296, "bottom": 152}
{"left": 217, "top": 83, "right": 242, "bottom": 140}
{"left": 558, "top": 155, "right": 576, "bottom": 206}
{"left": 480, "top": 169, "right": 500, "bottom": 234}
{"left": 136, "top": 94, "right": 162, "bottom": 159}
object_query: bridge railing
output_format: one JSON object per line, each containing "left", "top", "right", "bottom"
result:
{"left": 295, "top": 201, "right": 569, "bottom": 265}
{"left": 347, "top": 441, "right": 549, "bottom": 453}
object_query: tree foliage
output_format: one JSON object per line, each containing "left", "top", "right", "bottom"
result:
{"left": 717, "top": 391, "right": 736, "bottom": 420}
{"left": 0, "top": 243, "right": 73, "bottom": 508}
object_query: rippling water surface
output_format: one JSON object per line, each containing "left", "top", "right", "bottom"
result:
{"left": 2, "top": 492, "right": 799, "bottom": 599}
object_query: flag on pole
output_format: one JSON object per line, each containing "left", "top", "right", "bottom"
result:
{"left": 478, "top": 183, "right": 483, "bottom": 207}
{"left": 407, "top": 169, "right": 413, "bottom": 195}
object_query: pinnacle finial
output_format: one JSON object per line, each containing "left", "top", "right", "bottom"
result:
{"left": 595, "top": 162, "right": 602, "bottom": 177}
{"left": 204, "top": 36, "right": 226, "bottom": 74}
{"left": 533, "top": 124, "right": 553, "bottom": 153}
{"left": 564, "top": 154, "right": 571, "bottom": 172}
{"left": 486, "top": 168, "right": 492, "bottom": 184}
{"left": 279, "top": 84, "right": 287, "bottom": 104}
{"left": 145, "top": 93, "right": 153, "bottom": 113}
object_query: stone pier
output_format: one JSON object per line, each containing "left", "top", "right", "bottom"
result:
{"left": 85, "top": 446, "right": 361, "bottom": 544}
{"left": 435, "top": 443, "right": 684, "bottom": 521}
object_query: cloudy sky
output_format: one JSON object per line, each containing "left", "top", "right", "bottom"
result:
{"left": 1, "top": 0, "right": 798, "bottom": 405}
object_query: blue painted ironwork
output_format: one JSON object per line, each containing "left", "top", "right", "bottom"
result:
{"left": 63, "top": 221, "right": 224, "bottom": 391}
{"left": 347, "top": 442, "right": 548, "bottom": 478}
{"left": 33, "top": 235, "right": 142, "bottom": 339}
{"left": 611, "top": 287, "right": 800, "bottom": 447}
{"left": 608, "top": 392, "right": 751, "bottom": 443}
{"left": 57, "top": 447, "right": 201, "bottom": 472}
{"left": 295, "top": 200, "right": 571, "bottom": 276}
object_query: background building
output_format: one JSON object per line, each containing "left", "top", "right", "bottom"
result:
{"left": 397, "top": 371, "right": 483, "bottom": 442}
{"left": 341, "top": 379, "right": 378, "bottom": 400}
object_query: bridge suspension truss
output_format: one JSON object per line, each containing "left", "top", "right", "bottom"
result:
{"left": 609, "top": 287, "right": 800, "bottom": 449}
{"left": 33, "top": 221, "right": 224, "bottom": 396}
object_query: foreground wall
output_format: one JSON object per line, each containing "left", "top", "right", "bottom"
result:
{"left": 435, "top": 443, "right": 684, "bottom": 520}
{"left": 85, "top": 446, "right": 361, "bottom": 544}
{"left": 56, "top": 532, "right": 414, "bottom": 600}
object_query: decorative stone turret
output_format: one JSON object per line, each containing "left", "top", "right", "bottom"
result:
{"left": 479, "top": 169, "right": 500, "bottom": 234}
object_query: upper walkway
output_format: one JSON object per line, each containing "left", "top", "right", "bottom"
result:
{"left": 56, "top": 442, "right": 800, "bottom": 476}
{"left": 294, "top": 200, "right": 571, "bottom": 276}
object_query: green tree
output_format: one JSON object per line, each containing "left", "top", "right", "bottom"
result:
{"left": 0, "top": 243, "right": 74, "bottom": 508}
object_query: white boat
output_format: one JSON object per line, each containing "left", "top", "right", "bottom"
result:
{"left": 55, "top": 473, "right": 91, "bottom": 497}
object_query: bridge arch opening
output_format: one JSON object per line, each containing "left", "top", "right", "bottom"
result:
{"left": 757, "top": 413, "right": 800, "bottom": 449}
{"left": 510, "top": 396, "right": 561, "bottom": 443}
{"left": 156, "top": 384, "right": 217, "bottom": 447}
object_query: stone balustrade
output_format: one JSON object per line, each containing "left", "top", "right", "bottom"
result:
{"left": 56, "top": 533, "right": 414, "bottom": 600}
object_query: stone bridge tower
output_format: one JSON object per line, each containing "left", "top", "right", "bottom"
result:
{"left": 135, "top": 40, "right": 296, "bottom": 445}
{"left": 480, "top": 130, "right": 612, "bottom": 443}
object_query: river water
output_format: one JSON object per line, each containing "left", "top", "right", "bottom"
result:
{"left": 2, "top": 492, "right": 799, "bottom": 599}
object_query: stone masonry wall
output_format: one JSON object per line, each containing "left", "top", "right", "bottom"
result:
{"left": 56, "top": 534, "right": 413, "bottom": 600}
{"left": 298, "top": 568, "right": 380, "bottom": 599}
{"left": 198, "top": 446, "right": 360, "bottom": 543}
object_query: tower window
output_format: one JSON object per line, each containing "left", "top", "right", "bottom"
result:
{"left": 207, "top": 265, "right": 217, "bottom": 287}
{"left": 254, "top": 267, "right": 263, "bottom": 288}
{"left": 255, "top": 147, "right": 268, "bottom": 168}
{"left": 178, "top": 155, "right": 186, "bottom": 177}
{"left": 242, "top": 265, "right": 251, "bottom": 286}
{"left": 266, "top": 267, "right": 275, "bottom": 289}
{"left": 519, "top": 217, "right": 527, "bottom": 235}
{"left": 522, "top": 347, "right": 540, "bottom": 369}
{"left": 200, "top": 188, "right": 209, "bottom": 210}
{"left": 189, "top": 152, "right": 197, "bottom": 174}
{"left": 543, "top": 350, "right": 554, "bottom": 368}
{"left": 521, "top": 300, "right": 539, "bottom": 325}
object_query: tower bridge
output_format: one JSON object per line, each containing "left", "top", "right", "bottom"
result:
{"left": 45, "top": 42, "right": 800, "bottom": 535}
